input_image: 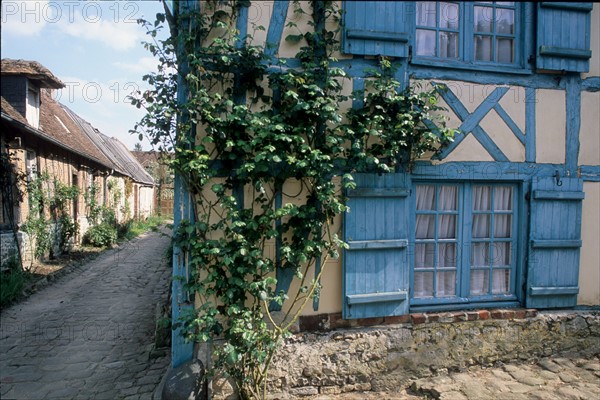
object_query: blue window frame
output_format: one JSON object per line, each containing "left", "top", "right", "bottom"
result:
{"left": 343, "top": 1, "right": 593, "bottom": 73}
{"left": 413, "top": 2, "right": 527, "bottom": 71}
{"left": 411, "top": 182, "right": 519, "bottom": 306}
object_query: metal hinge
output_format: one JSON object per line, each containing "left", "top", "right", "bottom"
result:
{"left": 408, "top": 45, "right": 413, "bottom": 63}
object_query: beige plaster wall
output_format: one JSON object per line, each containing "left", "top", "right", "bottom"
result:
{"left": 579, "top": 91, "right": 600, "bottom": 166}
{"left": 578, "top": 182, "right": 600, "bottom": 306}
{"left": 536, "top": 89, "right": 566, "bottom": 164}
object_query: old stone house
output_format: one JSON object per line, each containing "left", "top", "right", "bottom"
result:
{"left": 165, "top": 1, "right": 599, "bottom": 396}
{"left": 0, "top": 59, "right": 155, "bottom": 267}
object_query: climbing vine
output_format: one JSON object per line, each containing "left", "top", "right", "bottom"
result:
{"left": 84, "top": 182, "right": 102, "bottom": 226}
{"left": 0, "top": 150, "right": 26, "bottom": 268}
{"left": 22, "top": 172, "right": 79, "bottom": 264}
{"left": 133, "top": 1, "right": 454, "bottom": 398}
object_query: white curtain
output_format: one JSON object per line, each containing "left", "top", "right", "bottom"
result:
{"left": 415, "top": 186, "right": 457, "bottom": 297}
{"left": 471, "top": 186, "right": 512, "bottom": 295}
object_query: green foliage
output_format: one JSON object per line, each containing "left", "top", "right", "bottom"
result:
{"left": 0, "top": 257, "right": 30, "bottom": 308}
{"left": 83, "top": 223, "right": 118, "bottom": 247}
{"left": 133, "top": 1, "right": 455, "bottom": 398}
{"left": 22, "top": 172, "right": 79, "bottom": 262}
{"left": 84, "top": 182, "right": 103, "bottom": 226}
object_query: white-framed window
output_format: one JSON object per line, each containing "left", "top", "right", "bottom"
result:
{"left": 26, "top": 83, "right": 40, "bottom": 129}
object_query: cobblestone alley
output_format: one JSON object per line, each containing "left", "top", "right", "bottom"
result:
{"left": 0, "top": 230, "right": 171, "bottom": 399}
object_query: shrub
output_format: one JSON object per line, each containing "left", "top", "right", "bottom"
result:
{"left": 83, "top": 223, "right": 117, "bottom": 247}
{"left": 0, "top": 257, "right": 29, "bottom": 307}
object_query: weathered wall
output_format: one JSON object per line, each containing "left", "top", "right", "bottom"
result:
{"left": 264, "top": 311, "right": 600, "bottom": 398}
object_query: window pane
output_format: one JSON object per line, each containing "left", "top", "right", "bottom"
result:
{"left": 496, "top": 2, "right": 514, "bottom": 6}
{"left": 473, "top": 186, "right": 491, "bottom": 210}
{"left": 416, "top": 29, "right": 436, "bottom": 56}
{"left": 474, "top": 6, "right": 493, "bottom": 33}
{"left": 440, "top": 31, "right": 459, "bottom": 58}
{"left": 471, "top": 242, "right": 489, "bottom": 266}
{"left": 475, "top": 35, "right": 493, "bottom": 61}
{"left": 497, "top": 38, "right": 514, "bottom": 63}
{"left": 417, "top": 2, "right": 437, "bottom": 27}
{"left": 494, "top": 186, "right": 513, "bottom": 210}
{"left": 414, "top": 272, "right": 434, "bottom": 297}
{"left": 470, "top": 270, "right": 489, "bottom": 295}
{"left": 496, "top": 8, "right": 514, "bottom": 34}
{"left": 494, "top": 215, "right": 512, "bottom": 238}
{"left": 439, "top": 186, "right": 457, "bottom": 210}
{"left": 437, "top": 271, "right": 456, "bottom": 296}
{"left": 416, "top": 185, "right": 436, "bottom": 210}
{"left": 491, "top": 242, "right": 511, "bottom": 266}
{"left": 472, "top": 214, "right": 490, "bottom": 238}
{"left": 439, "top": 243, "right": 457, "bottom": 268}
{"left": 439, "top": 215, "right": 456, "bottom": 239}
{"left": 439, "top": 2, "right": 459, "bottom": 29}
{"left": 416, "top": 215, "right": 436, "bottom": 239}
{"left": 492, "top": 269, "right": 510, "bottom": 294}
{"left": 415, "top": 243, "right": 435, "bottom": 269}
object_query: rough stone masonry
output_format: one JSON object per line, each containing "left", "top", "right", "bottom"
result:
{"left": 257, "top": 310, "right": 600, "bottom": 398}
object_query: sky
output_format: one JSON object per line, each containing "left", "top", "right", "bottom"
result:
{"left": 1, "top": 0, "right": 168, "bottom": 151}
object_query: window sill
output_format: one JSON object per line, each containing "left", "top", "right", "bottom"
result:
{"left": 411, "top": 58, "right": 534, "bottom": 76}
{"left": 296, "top": 307, "right": 537, "bottom": 332}
{"left": 410, "top": 295, "right": 519, "bottom": 308}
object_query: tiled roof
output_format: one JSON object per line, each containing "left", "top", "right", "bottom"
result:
{"left": 38, "top": 90, "right": 115, "bottom": 168}
{"left": 1, "top": 96, "right": 28, "bottom": 125}
{"left": 61, "top": 105, "right": 154, "bottom": 185}
{"left": 1, "top": 59, "right": 153, "bottom": 185}
{"left": 1, "top": 59, "right": 64, "bottom": 89}
{"left": 131, "top": 151, "right": 173, "bottom": 168}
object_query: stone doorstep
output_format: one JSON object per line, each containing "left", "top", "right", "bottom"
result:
{"left": 297, "top": 308, "right": 539, "bottom": 332}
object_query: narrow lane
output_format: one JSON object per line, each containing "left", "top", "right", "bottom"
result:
{"left": 0, "top": 230, "right": 171, "bottom": 400}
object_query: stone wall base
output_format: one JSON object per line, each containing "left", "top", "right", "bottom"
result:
{"left": 219, "top": 310, "right": 599, "bottom": 399}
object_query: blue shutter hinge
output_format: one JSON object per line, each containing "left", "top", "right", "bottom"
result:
{"left": 408, "top": 45, "right": 413, "bottom": 63}
{"left": 553, "top": 170, "right": 563, "bottom": 186}
{"left": 528, "top": 54, "right": 535, "bottom": 64}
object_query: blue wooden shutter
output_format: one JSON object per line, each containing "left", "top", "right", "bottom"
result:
{"left": 536, "top": 3, "right": 593, "bottom": 72}
{"left": 526, "top": 177, "right": 584, "bottom": 308}
{"left": 343, "top": 1, "right": 412, "bottom": 57}
{"left": 343, "top": 173, "right": 411, "bottom": 319}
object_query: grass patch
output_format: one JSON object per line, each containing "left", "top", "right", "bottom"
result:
{"left": 0, "top": 257, "right": 32, "bottom": 308}
{"left": 120, "top": 215, "right": 168, "bottom": 241}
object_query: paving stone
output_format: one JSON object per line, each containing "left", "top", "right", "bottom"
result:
{"left": 504, "top": 382, "right": 535, "bottom": 394}
{"left": 581, "top": 362, "right": 600, "bottom": 372}
{"left": 120, "top": 385, "right": 140, "bottom": 396}
{"left": 503, "top": 364, "right": 521, "bottom": 373}
{"left": 490, "top": 369, "right": 513, "bottom": 381}
{"left": 438, "top": 390, "right": 468, "bottom": 400}
{"left": 559, "top": 372, "right": 579, "bottom": 383}
{"left": 527, "top": 389, "right": 562, "bottom": 400}
{"left": 0, "top": 230, "right": 171, "bottom": 399}
{"left": 537, "top": 370, "right": 558, "bottom": 380}
{"left": 46, "top": 386, "right": 80, "bottom": 398}
{"left": 482, "top": 377, "right": 510, "bottom": 393}
{"left": 538, "top": 359, "right": 563, "bottom": 373}
{"left": 136, "top": 374, "right": 161, "bottom": 386}
{"left": 557, "top": 386, "right": 587, "bottom": 400}
{"left": 553, "top": 358, "right": 577, "bottom": 369}
{"left": 461, "top": 381, "right": 495, "bottom": 400}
